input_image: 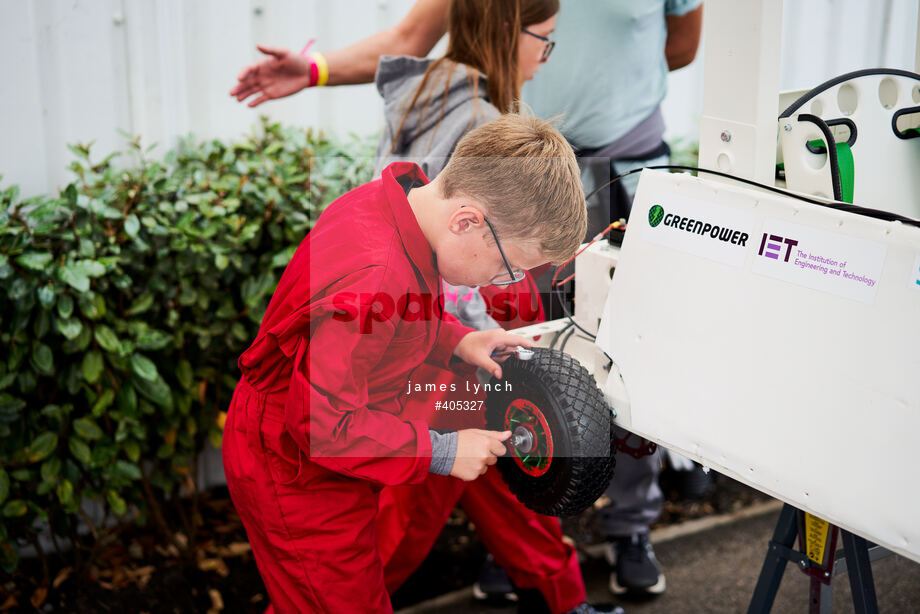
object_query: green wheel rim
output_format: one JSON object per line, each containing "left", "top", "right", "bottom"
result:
{"left": 504, "top": 398, "right": 554, "bottom": 477}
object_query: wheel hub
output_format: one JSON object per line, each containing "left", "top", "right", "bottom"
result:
{"left": 510, "top": 425, "right": 536, "bottom": 454}
{"left": 504, "top": 398, "right": 554, "bottom": 477}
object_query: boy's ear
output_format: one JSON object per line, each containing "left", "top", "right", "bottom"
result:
{"left": 448, "top": 205, "right": 486, "bottom": 235}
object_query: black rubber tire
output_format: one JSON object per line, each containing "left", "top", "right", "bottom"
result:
{"left": 485, "top": 347, "right": 615, "bottom": 517}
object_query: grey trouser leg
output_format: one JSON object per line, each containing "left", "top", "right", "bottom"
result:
{"left": 599, "top": 427, "right": 663, "bottom": 537}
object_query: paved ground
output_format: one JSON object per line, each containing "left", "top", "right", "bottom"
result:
{"left": 398, "top": 504, "right": 920, "bottom": 614}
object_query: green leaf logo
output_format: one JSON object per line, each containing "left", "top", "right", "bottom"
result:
{"left": 648, "top": 205, "right": 664, "bottom": 228}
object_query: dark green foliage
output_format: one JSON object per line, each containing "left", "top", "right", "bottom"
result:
{"left": 0, "top": 119, "right": 374, "bottom": 575}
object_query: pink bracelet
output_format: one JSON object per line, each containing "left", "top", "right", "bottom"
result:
{"left": 300, "top": 39, "right": 319, "bottom": 87}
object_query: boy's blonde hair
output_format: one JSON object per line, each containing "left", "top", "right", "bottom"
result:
{"left": 438, "top": 113, "right": 586, "bottom": 264}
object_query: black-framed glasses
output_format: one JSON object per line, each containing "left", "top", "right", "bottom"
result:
{"left": 483, "top": 216, "right": 525, "bottom": 286}
{"left": 521, "top": 28, "right": 555, "bottom": 61}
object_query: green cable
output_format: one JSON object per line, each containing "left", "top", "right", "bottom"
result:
{"left": 834, "top": 142, "right": 855, "bottom": 204}
{"left": 806, "top": 139, "right": 855, "bottom": 204}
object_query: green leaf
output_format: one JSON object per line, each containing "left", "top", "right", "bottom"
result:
{"left": 33, "top": 310, "right": 51, "bottom": 339}
{"left": 57, "top": 294, "right": 74, "bottom": 319}
{"left": 176, "top": 360, "right": 193, "bottom": 389}
{"left": 56, "top": 480, "right": 74, "bottom": 506}
{"left": 56, "top": 317, "right": 83, "bottom": 340}
{"left": 8, "top": 278, "right": 30, "bottom": 300}
{"left": 124, "top": 440, "right": 141, "bottom": 463}
{"left": 117, "top": 383, "right": 137, "bottom": 415}
{"left": 126, "top": 293, "right": 154, "bottom": 316}
{"left": 82, "top": 350, "right": 104, "bottom": 383}
{"left": 94, "top": 325, "right": 121, "bottom": 353}
{"left": 135, "top": 330, "right": 171, "bottom": 350}
{"left": 134, "top": 376, "right": 173, "bottom": 409}
{"left": 106, "top": 490, "right": 127, "bottom": 515}
{"left": 0, "top": 468, "right": 9, "bottom": 505}
{"left": 75, "top": 259, "right": 105, "bottom": 277}
{"left": 79, "top": 293, "right": 106, "bottom": 320}
{"left": 15, "top": 252, "right": 53, "bottom": 271}
{"left": 0, "top": 373, "right": 16, "bottom": 391}
{"left": 27, "top": 432, "right": 58, "bottom": 462}
{"left": 178, "top": 286, "right": 197, "bottom": 306}
{"left": 69, "top": 437, "right": 92, "bottom": 465}
{"left": 1, "top": 500, "right": 27, "bottom": 518}
{"left": 10, "top": 469, "right": 31, "bottom": 481}
{"left": 90, "top": 389, "right": 115, "bottom": 417}
{"left": 73, "top": 418, "right": 104, "bottom": 441}
{"left": 59, "top": 263, "right": 89, "bottom": 292}
{"left": 37, "top": 285, "right": 56, "bottom": 308}
{"left": 130, "top": 354, "right": 159, "bottom": 381}
{"left": 40, "top": 457, "right": 61, "bottom": 483}
{"left": 114, "top": 460, "right": 142, "bottom": 481}
{"left": 124, "top": 214, "right": 140, "bottom": 238}
{"left": 90, "top": 443, "right": 116, "bottom": 467}
{"left": 271, "top": 246, "right": 296, "bottom": 268}
{"left": 31, "top": 343, "right": 54, "bottom": 376}
{"left": 215, "top": 301, "right": 236, "bottom": 319}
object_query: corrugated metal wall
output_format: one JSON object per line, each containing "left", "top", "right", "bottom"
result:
{"left": 1, "top": 0, "right": 418, "bottom": 197}
{"left": 1, "top": 0, "right": 918, "bottom": 198}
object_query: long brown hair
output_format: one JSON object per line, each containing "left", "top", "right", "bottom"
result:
{"left": 390, "top": 0, "right": 558, "bottom": 153}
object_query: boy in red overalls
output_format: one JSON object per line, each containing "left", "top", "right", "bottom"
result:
{"left": 222, "top": 114, "right": 587, "bottom": 613}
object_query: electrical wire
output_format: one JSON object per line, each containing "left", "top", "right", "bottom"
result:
{"left": 557, "top": 325, "right": 577, "bottom": 353}
{"left": 549, "top": 321, "right": 573, "bottom": 350}
{"left": 551, "top": 162, "right": 920, "bottom": 341}
{"left": 550, "top": 220, "right": 624, "bottom": 340}
{"left": 585, "top": 164, "right": 920, "bottom": 227}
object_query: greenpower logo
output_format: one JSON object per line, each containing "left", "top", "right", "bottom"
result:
{"left": 648, "top": 205, "right": 664, "bottom": 227}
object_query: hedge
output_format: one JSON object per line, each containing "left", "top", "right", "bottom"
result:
{"left": 0, "top": 119, "right": 375, "bottom": 579}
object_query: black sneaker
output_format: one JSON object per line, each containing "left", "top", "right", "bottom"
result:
{"left": 605, "top": 532, "right": 665, "bottom": 596}
{"left": 472, "top": 554, "right": 517, "bottom": 603}
{"left": 564, "top": 603, "right": 625, "bottom": 614}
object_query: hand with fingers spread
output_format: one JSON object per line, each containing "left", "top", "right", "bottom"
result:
{"left": 453, "top": 329, "right": 535, "bottom": 380}
{"left": 230, "top": 45, "right": 313, "bottom": 107}
{"left": 450, "top": 429, "right": 511, "bottom": 481}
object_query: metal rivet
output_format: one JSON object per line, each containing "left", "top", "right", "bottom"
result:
{"left": 784, "top": 124, "right": 792, "bottom": 132}
{"left": 720, "top": 130, "right": 732, "bottom": 143}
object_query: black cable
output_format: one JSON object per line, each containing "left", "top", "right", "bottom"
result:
{"left": 556, "top": 162, "right": 919, "bottom": 342}
{"left": 558, "top": 325, "right": 577, "bottom": 353}
{"left": 584, "top": 164, "right": 920, "bottom": 228}
{"left": 551, "top": 272, "right": 597, "bottom": 339}
{"left": 549, "top": 321, "right": 573, "bottom": 350}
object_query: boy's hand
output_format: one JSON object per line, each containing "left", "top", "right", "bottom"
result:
{"left": 450, "top": 429, "right": 511, "bottom": 481}
{"left": 453, "top": 330, "right": 534, "bottom": 379}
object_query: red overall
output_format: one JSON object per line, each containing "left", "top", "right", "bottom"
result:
{"left": 223, "top": 162, "right": 585, "bottom": 613}
{"left": 376, "top": 277, "right": 587, "bottom": 613}
{"left": 223, "top": 162, "right": 472, "bottom": 613}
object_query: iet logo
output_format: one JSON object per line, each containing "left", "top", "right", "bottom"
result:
{"left": 648, "top": 205, "right": 664, "bottom": 227}
{"left": 757, "top": 233, "right": 798, "bottom": 262}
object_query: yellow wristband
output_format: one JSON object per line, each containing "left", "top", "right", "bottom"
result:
{"left": 310, "top": 52, "right": 329, "bottom": 87}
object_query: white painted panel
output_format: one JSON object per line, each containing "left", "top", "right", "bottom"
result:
{"left": 598, "top": 169, "right": 920, "bottom": 564}
{"left": 0, "top": 2, "right": 48, "bottom": 197}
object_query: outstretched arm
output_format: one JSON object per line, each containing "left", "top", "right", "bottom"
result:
{"left": 230, "top": 0, "right": 449, "bottom": 106}
{"left": 324, "top": 0, "right": 449, "bottom": 85}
